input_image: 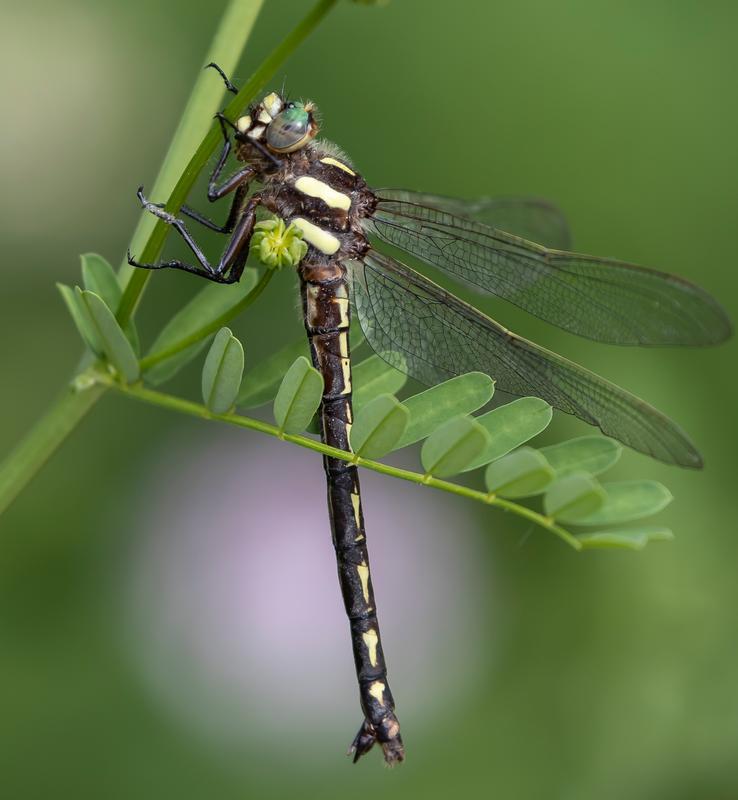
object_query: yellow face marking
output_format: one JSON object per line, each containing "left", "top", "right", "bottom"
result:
{"left": 294, "top": 176, "right": 351, "bottom": 211}
{"left": 357, "top": 563, "right": 370, "bottom": 603}
{"left": 262, "top": 92, "right": 283, "bottom": 118}
{"left": 362, "top": 629, "right": 379, "bottom": 667}
{"left": 236, "top": 115, "right": 252, "bottom": 133}
{"left": 368, "top": 681, "right": 385, "bottom": 706}
{"left": 320, "top": 156, "right": 356, "bottom": 176}
{"left": 248, "top": 124, "right": 265, "bottom": 140}
{"left": 257, "top": 108, "right": 272, "bottom": 125}
{"left": 291, "top": 218, "right": 340, "bottom": 255}
{"left": 351, "top": 492, "right": 361, "bottom": 526}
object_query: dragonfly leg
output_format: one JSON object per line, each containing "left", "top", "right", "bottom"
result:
{"left": 205, "top": 61, "right": 238, "bottom": 95}
{"left": 179, "top": 185, "right": 249, "bottom": 234}
{"left": 128, "top": 192, "right": 261, "bottom": 285}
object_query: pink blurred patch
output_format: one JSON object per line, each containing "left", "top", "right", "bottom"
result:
{"left": 122, "top": 429, "right": 496, "bottom": 765}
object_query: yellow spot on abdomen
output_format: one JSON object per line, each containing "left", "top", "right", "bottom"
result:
{"left": 362, "top": 629, "right": 379, "bottom": 667}
{"left": 351, "top": 492, "right": 361, "bottom": 526}
{"left": 368, "top": 681, "right": 385, "bottom": 705}
{"left": 357, "top": 563, "right": 370, "bottom": 603}
{"left": 294, "top": 176, "right": 351, "bottom": 211}
{"left": 320, "top": 156, "right": 356, "bottom": 176}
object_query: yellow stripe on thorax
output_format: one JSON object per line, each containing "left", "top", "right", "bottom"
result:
{"left": 294, "top": 176, "right": 351, "bottom": 211}
{"left": 320, "top": 156, "right": 356, "bottom": 176}
{"left": 291, "top": 217, "right": 340, "bottom": 255}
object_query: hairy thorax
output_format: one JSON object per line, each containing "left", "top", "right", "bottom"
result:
{"left": 237, "top": 140, "right": 375, "bottom": 264}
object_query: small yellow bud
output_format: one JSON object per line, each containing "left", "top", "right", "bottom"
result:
{"left": 250, "top": 216, "right": 308, "bottom": 269}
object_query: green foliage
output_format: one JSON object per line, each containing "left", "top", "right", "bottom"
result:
{"left": 353, "top": 354, "right": 407, "bottom": 409}
{"left": 576, "top": 480, "right": 672, "bottom": 526}
{"left": 576, "top": 526, "right": 674, "bottom": 551}
{"left": 544, "top": 473, "right": 607, "bottom": 523}
{"left": 201, "top": 328, "right": 244, "bottom": 414}
{"left": 350, "top": 394, "right": 409, "bottom": 459}
{"left": 144, "top": 268, "right": 257, "bottom": 385}
{"left": 273, "top": 356, "right": 324, "bottom": 434}
{"left": 398, "top": 372, "right": 494, "bottom": 448}
{"left": 463, "top": 397, "right": 553, "bottom": 471}
{"left": 57, "top": 283, "right": 104, "bottom": 356}
{"left": 485, "top": 447, "right": 555, "bottom": 498}
{"left": 421, "top": 415, "right": 490, "bottom": 477}
{"left": 539, "top": 435, "right": 622, "bottom": 477}
{"left": 79, "top": 290, "right": 140, "bottom": 383}
{"left": 237, "top": 338, "right": 310, "bottom": 409}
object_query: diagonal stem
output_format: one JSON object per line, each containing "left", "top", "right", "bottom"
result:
{"left": 97, "top": 375, "right": 582, "bottom": 550}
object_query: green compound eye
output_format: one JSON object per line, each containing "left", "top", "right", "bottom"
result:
{"left": 266, "top": 104, "right": 314, "bottom": 153}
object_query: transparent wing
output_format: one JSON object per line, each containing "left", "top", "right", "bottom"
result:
{"left": 366, "top": 191, "right": 731, "bottom": 346}
{"left": 350, "top": 250, "right": 703, "bottom": 468}
{"left": 376, "top": 190, "right": 571, "bottom": 249}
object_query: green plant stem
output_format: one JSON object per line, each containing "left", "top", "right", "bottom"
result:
{"left": 139, "top": 268, "right": 274, "bottom": 372}
{"left": 0, "top": 383, "right": 105, "bottom": 517}
{"left": 119, "top": 0, "right": 267, "bottom": 302}
{"left": 116, "top": 0, "right": 339, "bottom": 327}
{"left": 98, "top": 375, "right": 581, "bottom": 550}
{"left": 0, "top": 0, "right": 339, "bottom": 518}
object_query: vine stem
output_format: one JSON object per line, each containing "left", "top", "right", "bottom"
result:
{"left": 96, "top": 375, "right": 582, "bottom": 551}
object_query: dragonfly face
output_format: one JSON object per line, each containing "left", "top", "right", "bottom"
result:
{"left": 236, "top": 92, "right": 320, "bottom": 153}
{"left": 128, "top": 70, "right": 731, "bottom": 765}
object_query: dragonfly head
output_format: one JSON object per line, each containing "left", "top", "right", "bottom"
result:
{"left": 236, "top": 92, "right": 319, "bottom": 154}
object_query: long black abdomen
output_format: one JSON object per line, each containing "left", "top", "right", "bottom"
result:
{"left": 299, "top": 260, "right": 404, "bottom": 765}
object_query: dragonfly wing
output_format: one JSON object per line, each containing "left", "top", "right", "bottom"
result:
{"left": 376, "top": 189, "right": 571, "bottom": 249}
{"left": 350, "top": 250, "right": 703, "bottom": 468}
{"left": 367, "top": 193, "right": 732, "bottom": 346}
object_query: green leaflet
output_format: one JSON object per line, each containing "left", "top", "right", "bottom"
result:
{"left": 352, "top": 354, "right": 407, "bottom": 410}
{"left": 462, "top": 397, "right": 553, "bottom": 472}
{"left": 539, "top": 436, "right": 622, "bottom": 477}
{"left": 485, "top": 447, "right": 555, "bottom": 498}
{"left": 350, "top": 394, "right": 409, "bottom": 459}
{"left": 237, "top": 337, "right": 310, "bottom": 409}
{"left": 202, "top": 328, "right": 245, "bottom": 414}
{"left": 544, "top": 473, "right": 606, "bottom": 523}
{"left": 78, "top": 290, "right": 140, "bottom": 383}
{"left": 144, "top": 268, "right": 257, "bottom": 385}
{"left": 273, "top": 356, "right": 324, "bottom": 434}
{"left": 576, "top": 526, "right": 674, "bottom": 551}
{"left": 421, "top": 415, "right": 490, "bottom": 478}
{"left": 81, "top": 253, "right": 139, "bottom": 354}
{"left": 396, "top": 372, "right": 495, "bottom": 449}
{"left": 575, "top": 480, "right": 673, "bottom": 526}
{"left": 58, "top": 283, "right": 103, "bottom": 355}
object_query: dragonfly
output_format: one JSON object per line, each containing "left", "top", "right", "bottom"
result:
{"left": 128, "top": 66, "right": 731, "bottom": 765}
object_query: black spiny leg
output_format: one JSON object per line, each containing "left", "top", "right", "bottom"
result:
{"left": 128, "top": 191, "right": 261, "bottom": 285}
{"left": 205, "top": 62, "right": 239, "bottom": 95}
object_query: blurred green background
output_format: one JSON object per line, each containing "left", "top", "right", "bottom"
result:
{"left": 1, "top": 0, "right": 737, "bottom": 797}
